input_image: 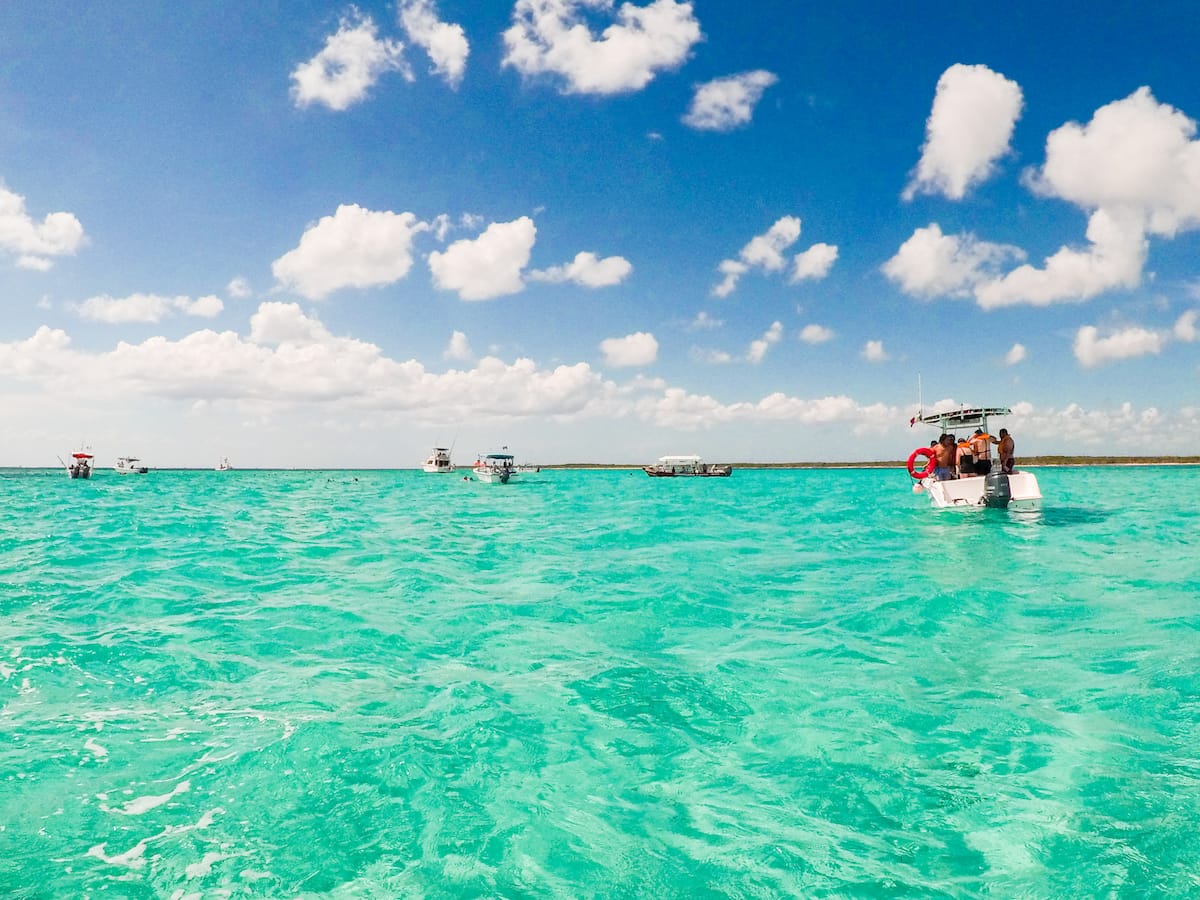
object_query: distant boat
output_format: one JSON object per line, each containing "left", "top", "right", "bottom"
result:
{"left": 473, "top": 452, "right": 518, "bottom": 484}
{"left": 643, "top": 454, "right": 732, "bottom": 477}
{"left": 422, "top": 447, "right": 455, "bottom": 473}
{"left": 215, "top": 457, "right": 232, "bottom": 472}
{"left": 64, "top": 450, "right": 94, "bottom": 480}
{"left": 114, "top": 456, "right": 149, "bottom": 475}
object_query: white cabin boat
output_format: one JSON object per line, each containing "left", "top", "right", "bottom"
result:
{"left": 473, "top": 452, "right": 518, "bottom": 484}
{"left": 114, "top": 456, "right": 149, "bottom": 475}
{"left": 215, "top": 457, "right": 232, "bottom": 472}
{"left": 906, "top": 406, "right": 1041, "bottom": 510}
{"left": 643, "top": 454, "right": 732, "bottom": 477}
{"left": 423, "top": 447, "right": 455, "bottom": 473}
{"left": 65, "top": 451, "right": 94, "bottom": 479}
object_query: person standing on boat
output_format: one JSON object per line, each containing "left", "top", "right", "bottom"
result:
{"left": 956, "top": 436, "right": 974, "bottom": 478}
{"left": 933, "top": 434, "right": 957, "bottom": 480}
{"left": 969, "top": 428, "right": 992, "bottom": 475}
{"left": 994, "top": 428, "right": 1015, "bottom": 474}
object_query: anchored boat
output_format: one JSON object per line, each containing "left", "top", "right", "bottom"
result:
{"left": 64, "top": 451, "right": 94, "bottom": 479}
{"left": 114, "top": 456, "right": 149, "bottom": 475}
{"left": 906, "top": 406, "right": 1041, "bottom": 509}
{"left": 643, "top": 454, "right": 732, "bottom": 477}
{"left": 422, "top": 447, "right": 455, "bottom": 473}
{"left": 473, "top": 452, "right": 518, "bottom": 484}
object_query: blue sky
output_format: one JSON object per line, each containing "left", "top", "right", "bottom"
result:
{"left": 2, "top": 1, "right": 1198, "bottom": 466}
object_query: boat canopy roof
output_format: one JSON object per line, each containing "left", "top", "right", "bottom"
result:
{"left": 658, "top": 454, "right": 702, "bottom": 464}
{"left": 72, "top": 452, "right": 94, "bottom": 459}
{"left": 914, "top": 406, "right": 1011, "bottom": 430}
{"left": 484, "top": 453, "right": 514, "bottom": 460}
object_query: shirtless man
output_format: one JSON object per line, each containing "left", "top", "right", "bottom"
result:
{"left": 994, "top": 428, "right": 1015, "bottom": 474}
{"left": 933, "top": 434, "right": 957, "bottom": 480}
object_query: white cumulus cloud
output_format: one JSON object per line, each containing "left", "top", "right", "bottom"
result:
{"left": 428, "top": 217, "right": 536, "bottom": 301}
{"left": 528, "top": 251, "right": 633, "bottom": 287}
{"left": 791, "top": 242, "right": 838, "bottom": 282}
{"left": 272, "top": 204, "right": 429, "bottom": 300}
{"left": 1174, "top": 309, "right": 1199, "bottom": 342}
{"left": 690, "top": 347, "right": 733, "bottom": 364}
{"left": 502, "top": 0, "right": 702, "bottom": 95}
{"left": 1004, "top": 343, "right": 1027, "bottom": 365}
{"left": 77, "top": 293, "right": 224, "bottom": 324}
{"left": 713, "top": 216, "right": 837, "bottom": 297}
{"left": 747, "top": 321, "right": 783, "bottom": 363}
{"left": 882, "top": 223, "right": 1023, "bottom": 298}
{"left": 1026, "top": 87, "right": 1200, "bottom": 239}
{"left": 0, "top": 184, "right": 87, "bottom": 270}
{"left": 974, "top": 208, "right": 1148, "bottom": 308}
{"left": 444, "top": 330, "right": 473, "bottom": 360}
{"left": 226, "top": 277, "right": 252, "bottom": 299}
{"left": 904, "top": 63, "right": 1023, "bottom": 201}
{"left": 799, "top": 323, "right": 834, "bottom": 344}
{"left": 249, "top": 301, "right": 335, "bottom": 345}
{"left": 683, "top": 70, "right": 777, "bottom": 131}
{"left": 600, "top": 331, "right": 658, "bottom": 367}
{"left": 399, "top": 0, "right": 469, "bottom": 88}
{"left": 862, "top": 340, "right": 888, "bottom": 363}
{"left": 967, "top": 88, "right": 1200, "bottom": 308}
{"left": 1074, "top": 324, "right": 1166, "bottom": 368}
{"left": 291, "top": 12, "right": 408, "bottom": 111}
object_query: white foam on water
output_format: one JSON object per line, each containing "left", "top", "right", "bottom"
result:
{"left": 87, "top": 838, "right": 149, "bottom": 870}
{"left": 84, "top": 738, "right": 108, "bottom": 759}
{"left": 100, "top": 780, "right": 190, "bottom": 815}
{"left": 185, "top": 851, "right": 233, "bottom": 878}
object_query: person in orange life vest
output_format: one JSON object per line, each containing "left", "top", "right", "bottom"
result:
{"left": 969, "top": 428, "right": 992, "bottom": 475}
{"left": 956, "top": 435, "right": 974, "bottom": 477}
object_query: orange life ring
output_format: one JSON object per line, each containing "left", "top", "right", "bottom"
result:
{"left": 906, "top": 447, "right": 936, "bottom": 479}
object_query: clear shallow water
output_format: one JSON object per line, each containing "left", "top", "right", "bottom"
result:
{"left": 2, "top": 466, "right": 1199, "bottom": 897}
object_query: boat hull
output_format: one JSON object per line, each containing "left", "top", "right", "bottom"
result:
{"left": 919, "top": 470, "right": 1041, "bottom": 509}
{"left": 643, "top": 465, "right": 732, "bottom": 477}
{"left": 473, "top": 467, "right": 514, "bottom": 484}
{"left": 423, "top": 464, "right": 455, "bottom": 473}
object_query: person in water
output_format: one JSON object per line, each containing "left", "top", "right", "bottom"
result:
{"left": 994, "top": 428, "right": 1015, "bottom": 474}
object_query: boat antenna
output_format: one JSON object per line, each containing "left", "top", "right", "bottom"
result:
{"left": 917, "top": 373, "right": 923, "bottom": 416}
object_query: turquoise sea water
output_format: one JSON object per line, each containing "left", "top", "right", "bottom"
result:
{"left": 2, "top": 466, "right": 1199, "bottom": 897}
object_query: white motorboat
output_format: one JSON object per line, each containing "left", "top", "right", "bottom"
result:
{"left": 643, "top": 454, "right": 732, "bottom": 477}
{"left": 905, "top": 406, "right": 1041, "bottom": 509}
{"left": 64, "top": 451, "right": 94, "bottom": 479}
{"left": 215, "top": 457, "right": 232, "bottom": 472}
{"left": 114, "top": 456, "right": 149, "bottom": 475}
{"left": 473, "top": 452, "right": 518, "bottom": 484}
{"left": 422, "top": 447, "right": 455, "bottom": 473}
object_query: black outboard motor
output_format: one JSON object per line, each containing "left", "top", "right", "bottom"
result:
{"left": 982, "top": 471, "right": 1011, "bottom": 508}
